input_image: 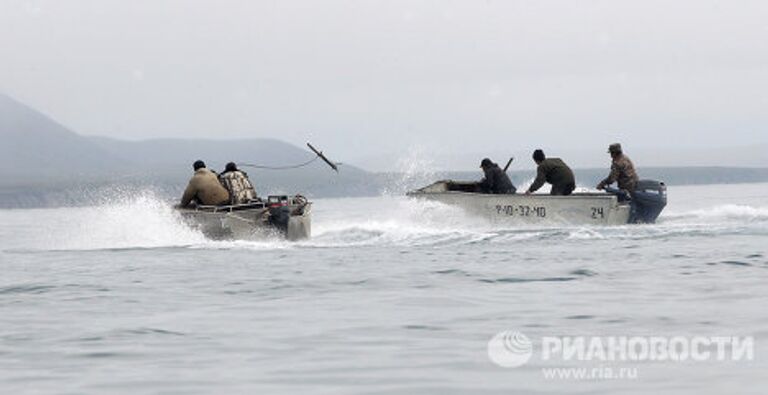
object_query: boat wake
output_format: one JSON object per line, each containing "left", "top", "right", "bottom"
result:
{"left": 30, "top": 191, "right": 208, "bottom": 251}
{"left": 12, "top": 191, "right": 767, "bottom": 253}
{"left": 663, "top": 204, "right": 768, "bottom": 223}
{"left": 299, "top": 198, "right": 768, "bottom": 248}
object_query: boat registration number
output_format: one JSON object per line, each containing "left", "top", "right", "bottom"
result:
{"left": 495, "top": 205, "right": 547, "bottom": 218}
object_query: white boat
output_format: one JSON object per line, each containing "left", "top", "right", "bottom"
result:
{"left": 407, "top": 180, "right": 666, "bottom": 225}
{"left": 177, "top": 195, "right": 311, "bottom": 240}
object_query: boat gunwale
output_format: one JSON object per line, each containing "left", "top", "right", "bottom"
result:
{"left": 407, "top": 190, "right": 622, "bottom": 202}
{"left": 177, "top": 201, "right": 312, "bottom": 214}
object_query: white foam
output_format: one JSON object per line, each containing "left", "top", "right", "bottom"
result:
{"left": 305, "top": 196, "right": 494, "bottom": 247}
{"left": 662, "top": 204, "right": 768, "bottom": 223}
{"left": 41, "top": 190, "right": 207, "bottom": 251}
{"left": 190, "top": 239, "right": 292, "bottom": 251}
{"left": 566, "top": 227, "right": 607, "bottom": 240}
{"left": 13, "top": 188, "right": 768, "bottom": 252}
{"left": 379, "top": 146, "right": 439, "bottom": 196}
{"left": 303, "top": 197, "right": 768, "bottom": 247}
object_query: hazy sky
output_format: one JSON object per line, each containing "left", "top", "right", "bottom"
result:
{"left": 2, "top": 0, "right": 767, "bottom": 170}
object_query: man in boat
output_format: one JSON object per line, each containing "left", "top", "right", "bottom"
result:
{"left": 219, "top": 162, "right": 258, "bottom": 205}
{"left": 478, "top": 158, "right": 516, "bottom": 194}
{"left": 179, "top": 160, "right": 230, "bottom": 208}
{"left": 596, "top": 143, "right": 639, "bottom": 198}
{"left": 525, "top": 149, "right": 576, "bottom": 196}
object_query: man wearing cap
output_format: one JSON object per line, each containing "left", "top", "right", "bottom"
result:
{"left": 478, "top": 158, "right": 516, "bottom": 194}
{"left": 525, "top": 149, "right": 576, "bottom": 196}
{"left": 596, "top": 143, "right": 639, "bottom": 193}
{"left": 180, "top": 160, "right": 230, "bottom": 207}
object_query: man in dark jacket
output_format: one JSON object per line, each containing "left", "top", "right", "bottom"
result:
{"left": 478, "top": 158, "right": 516, "bottom": 194}
{"left": 596, "top": 143, "right": 639, "bottom": 193}
{"left": 525, "top": 149, "right": 576, "bottom": 195}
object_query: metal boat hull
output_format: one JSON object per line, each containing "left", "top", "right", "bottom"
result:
{"left": 408, "top": 181, "right": 631, "bottom": 225}
{"left": 177, "top": 197, "right": 312, "bottom": 241}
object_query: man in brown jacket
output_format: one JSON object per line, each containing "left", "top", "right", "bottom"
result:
{"left": 180, "top": 160, "right": 230, "bottom": 207}
{"left": 596, "top": 143, "right": 639, "bottom": 193}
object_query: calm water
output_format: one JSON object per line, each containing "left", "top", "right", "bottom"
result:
{"left": 1, "top": 183, "right": 767, "bottom": 394}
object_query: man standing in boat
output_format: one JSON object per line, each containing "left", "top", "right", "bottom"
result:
{"left": 180, "top": 160, "right": 230, "bottom": 208}
{"left": 219, "top": 162, "right": 258, "bottom": 205}
{"left": 525, "top": 149, "right": 576, "bottom": 196}
{"left": 478, "top": 158, "right": 516, "bottom": 194}
{"left": 596, "top": 143, "right": 639, "bottom": 197}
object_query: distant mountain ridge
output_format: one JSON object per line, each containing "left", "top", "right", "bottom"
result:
{"left": 3, "top": 92, "right": 768, "bottom": 208}
{"left": 0, "top": 93, "right": 374, "bottom": 206}
{"left": 86, "top": 136, "right": 323, "bottom": 170}
{"left": 0, "top": 93, "right": 123, "bottom": 181}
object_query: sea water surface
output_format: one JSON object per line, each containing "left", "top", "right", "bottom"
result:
{"left": 1, "top": 183, "right": 767, "bottom": 394}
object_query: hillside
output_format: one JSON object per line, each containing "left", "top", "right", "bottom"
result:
{"left": 3, "top": 93, "right": 768, "bottom": 208}
{"left": 0, "top": 93, "right": 127, "bottom": 184}
{"left": 0, "top": 94, "right": 374, "bottom": 206}
{"left": 85, "top": 136, "right": 373, "bottom": 196}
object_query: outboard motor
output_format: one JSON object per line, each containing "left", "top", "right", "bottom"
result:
{"left": 267, "top": 195, "right": 292, "bottom": 233}
{"left": 631, "top": 180, "right": 667, "bottom": 223}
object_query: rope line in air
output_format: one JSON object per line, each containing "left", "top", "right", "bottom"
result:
{"left": 238, "top": 156, "right": 320, "bottom": 170}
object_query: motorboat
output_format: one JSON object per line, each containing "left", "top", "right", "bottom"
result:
{"left": 407, "top": 180, "right": 667, "bottom": 225}
{"left": 177, "top": 195, "right": 311, "bottom": 240}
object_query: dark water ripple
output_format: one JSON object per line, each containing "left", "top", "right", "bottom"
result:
{"left": 720, "top": 260, "right": 752, "bottom": 267}
{"left": 431, "top": 269, "right": 474, "bottom": 277}
{"left": 119, "top": 328, "right": 186, "bottom": 337}
{"left": 600, "top": 318, "right": 629, "bottom": 324}
{"left": 569, "top": 269, "right": 598, "bottom": 277}
{"left": 68, "top": 328, "right": 187, "bottom": 344}
{"left": 479, "top": 277, "right": 577, "bottom": 284}
{"left": 0, "top": 284, "right": 56, "bottom": 295}
{"left": 566, "top": 315, "right": 595, "bottom": 320}
{"left": 77, "top": 352, "right": 124, "bottom": 359}
{"left": 402, "top": 325, "right": 446, "bottom": 331}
